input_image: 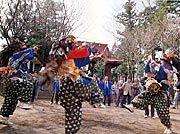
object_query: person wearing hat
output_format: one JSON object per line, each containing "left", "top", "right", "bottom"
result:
{"left": 123, "top": 54, "right": 173, "bottom": 134}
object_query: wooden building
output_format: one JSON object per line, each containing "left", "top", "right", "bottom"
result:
{"left": 78, "top": 41, "right": 123, "bottom": 78}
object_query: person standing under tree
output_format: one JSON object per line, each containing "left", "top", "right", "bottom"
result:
{"left": 120, "top": 76, "right": 133, "bottom": 107}
{"left": 132, "top": 78, "right": 141, "bottom": 98}
{"left": 50, "top": 75, "right": 60, "bottom": 104}
{"left": 171, "top": 75, "right": 180, "bottom": 109}
{"left": 111, "top": 80, "right": 118, "bottom": 105}
{"left": 116, "top": 76, "right": 124, "bottom": 107}
{"left": 100, "top": 76, "right": 112, "bottom": 106}
{"left": 31, "top": 72, "right": 39, "bottom": 103}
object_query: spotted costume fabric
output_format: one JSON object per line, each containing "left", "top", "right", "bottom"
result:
{"left": 59, "top": 76, "right": 104, "bottom": 134}
{"left": 0, "top": 77, "right": 33, "bottom": 117}
{"left": 132, "top": 90, "right": 171, "bottom": 128}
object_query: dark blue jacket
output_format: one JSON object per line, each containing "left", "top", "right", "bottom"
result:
{"left": 99, "top": 81, "right": 112, "bottom": 96}
{"left": 7, "top": 48, "right": 33, "bottom": 79}
{"left": 52, "top": 79, "right": 59, "bottom": 94}
{"left": 34, "top": 77, "right": 39, "bottom": 94}
{"left": 155, "top": 66, "right": 169, "bottom": 91}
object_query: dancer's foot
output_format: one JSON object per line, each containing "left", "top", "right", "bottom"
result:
{"left": 123, "top": 104, "right": 134, "bottom": 112}
{"left": 0, "top": 117, "right": 13, "bottom": 125}
{"left": 19, "top": 103, "right": 32, "bottom": 110}
{"left": 164, "top": 128, "right": 172, "bottom": 134}
{"left": 99, "top": 103, "right": 106, "bottom": 108}
{"left": 144, "top": 115, "right": 148, "bottom": 118}
{"left": 92, "top": 103, "right": 106, "bottom": 108}
{"left": 151, "top": 116, "right": 156, "bottom": 119}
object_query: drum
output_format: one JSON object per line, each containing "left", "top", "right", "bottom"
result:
{"left": 145, "top": 78, "right": 160, "bottom": 94}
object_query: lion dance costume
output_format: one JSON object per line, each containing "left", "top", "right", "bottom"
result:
{"left": 124, "top": 48, "right": 180, "bottom": 134}
{"left": 0, "top": 39, "right": 34, "bottom": 125}
{"left": 40, "top": 35, "right": 104, "bottom": 134}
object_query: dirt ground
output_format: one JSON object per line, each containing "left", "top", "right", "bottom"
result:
{"left": 0, "top": 97, "right": 180, "bottom": 134}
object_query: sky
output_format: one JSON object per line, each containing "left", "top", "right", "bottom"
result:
{"left": 74, "top": 0, "right": 156, "bottom": 49}
{"left": 0, "top": 0, "right": 156, "bottom": 50}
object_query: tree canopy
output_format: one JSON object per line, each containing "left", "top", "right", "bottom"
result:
{"left": 113, "top": 0, "right": 180, "bottom": 78}
{"left": 0, "top": 0, "right": 83, "bottom": 61}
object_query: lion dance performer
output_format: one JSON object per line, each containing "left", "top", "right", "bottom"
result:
{"left": 0, "top": 39, "right": 37, "bottom": 125}
{"left": 39, "top": 35, "right": 104, "bottom": 134}
{"left": 123, "top": 49, "right": 180, "bottom": 134}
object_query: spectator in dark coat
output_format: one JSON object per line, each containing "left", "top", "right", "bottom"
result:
{"left": 100, "top": 76, "right": 112, "bottom": 106}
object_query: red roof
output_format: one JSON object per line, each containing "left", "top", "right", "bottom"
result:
{"left": 78, "top": 41, "right": 123, "bottom": 67}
